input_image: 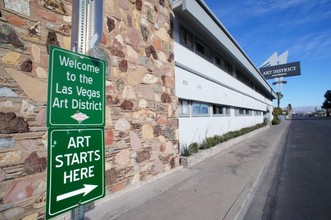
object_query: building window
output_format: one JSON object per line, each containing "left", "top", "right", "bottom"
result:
{"left": 179, "top": 27, "right": 193, "bottom": 50}
{"left": 213, "top": 105, "right": 224, "bottom": 115}
{"left": 236, "top": 69, "right": 244, "bottom": 82}
{"left": 225, "top": 107, "right": 231, "bottom": 116}
{"left": 235, "top": 108, "right": 251, "bottom": 116}
{"left": 255, "top": 111, "right": 262, "bottom": 116}
{"left": 215, "top": 54, "right": 222, "bottom": 67}
{"left": 196, "top": 40, "right": 213, "bottom": 60}
{"left": 245, "top": 109, "right": 251, "bottom": 115}
{"left": 192, "top": 101, "right": 209, "bottom": 116}
{"left": 178, "top": 99, "right": 190, "bottom": 116}
{"left": 236, "top": 69, "right": 255, "bottom": 89}
{"left": 224, "top": 60, "right": 233, "bottom": 75}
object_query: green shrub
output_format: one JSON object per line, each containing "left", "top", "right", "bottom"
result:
{"left": 199, "top": 139, "right": 211, "bottom": 149}
{"left": 222, "top": 132, "right": 230, "bottom": 142}
{"left": 184, "top": 122, "right": 268, "bottom": 156}
{"left": 213, "top": 135, "right": 223, "bottom": 144}
{"left": 181, "top": 145, "right": 192, "bottom": 157}
{"left": 207, "top": 136, "right": 219, "bottom": 146}
{"left": 273, "top": 107, "right": 282, "bottom": 116}
{"left": 240, "top": 128, "right": 249, "bottom": 135}
{"left": 189, "top": 142, "right": 199, "bottom": 153}
{"left": 272, "top": 117, "right": 281, "bottom": 125}
{"left": 232, "top": 130, "right": 240, "bottom": 138}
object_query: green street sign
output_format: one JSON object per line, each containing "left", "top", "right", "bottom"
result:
{"left": 46, "top": 128, "right": 105, "bottom": 219}
{"left": 47, "top": 46, "right": 105, "bottom": 127}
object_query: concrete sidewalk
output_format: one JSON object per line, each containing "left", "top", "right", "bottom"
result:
{"left": 85, "top": 121, "right": 290, "bottom": 220}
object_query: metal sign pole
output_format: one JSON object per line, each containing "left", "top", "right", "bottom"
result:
{"left": 45, "top": 1, "right": 105, "bottom": 219}
{"left": 71, "top": 0, "right": 103, "bottom": 54}
{"left": 71, "top": 1, "right": 88, "bottom": 219}
{"left": 70, "top": 1, "right": 103, "bottom": 219}
{"left": 279, "top": 77, "right": 284, "bottom": 93}
{"left": 71, "top": 0, "right": 88, "bottom": 54}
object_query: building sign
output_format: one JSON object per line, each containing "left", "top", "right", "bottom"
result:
{"left": 46, "top": 128, "right": 105, "bottom": 219}
{"left": 260, "top": 61, "right": 301, "bottom": 79}
{"left": 47, "top": 46, "right": 105, "bottom": 127}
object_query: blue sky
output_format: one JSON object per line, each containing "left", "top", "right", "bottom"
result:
{"left": 204, "top": 0, "right": 331, "bottom": 108}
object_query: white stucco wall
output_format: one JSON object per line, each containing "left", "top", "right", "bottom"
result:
{"left": 178, "top": 110, "right": 264, "bottom": 147}
{"left": 175, "top": 43, "right": 272, "bottom": 147}
{"left": 175, "top": 44, "right": 270, "bottom": 111}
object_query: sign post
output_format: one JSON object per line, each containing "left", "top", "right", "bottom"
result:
{"left": 46, "top": 46, "right": 106, "bottom": 219}
{"left": 260, "top": 60, "right": 301, "bottom": 109}
{"left": 46, "top": 128, "right": 105, "bottom": 219}
{"left": 46, "top": 0, "right": 105, "bottom": 218}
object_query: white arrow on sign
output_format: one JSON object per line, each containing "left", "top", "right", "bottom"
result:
{"left": 56, "top": 184, "right": 97, "bottom": 201}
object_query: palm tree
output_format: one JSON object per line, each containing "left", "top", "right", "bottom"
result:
{"left": 287, "top": 103, "right": 292, "bottom": 112}
{"left": 276, "top": 92, "right": 283, "bottom": 108}
{"left": 322, "top": 90, "right": 331, "bottom": 117}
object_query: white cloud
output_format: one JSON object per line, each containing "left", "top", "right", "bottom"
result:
{"left": 210, "top": 0, "right": 330, "bottom": 27}
{"left": 288, "top": 30, "right": 331, "bottom": 60}
{"left": 244, "top": 0, "right": 325, "bottom": 16}
{"left": 204, "top": 0, "right": 331, "bottom": 61}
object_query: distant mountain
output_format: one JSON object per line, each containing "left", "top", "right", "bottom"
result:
{"left": 292, "top": 106, "right": 321, "bottom": 113}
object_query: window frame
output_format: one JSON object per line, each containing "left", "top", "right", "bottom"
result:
{"left": 224, "top": 59, "right": 233, "bottom": 75}
{"left": 214, "top": 53, "right": 223, "bottom": 68}
{"left": 225, "top": 107, "right": 231, "bottom": 116}
{"left": 255, "top": 110, "right": 262, "bottom": 116}
{"left": 178, "top": 99, "right": 190, "bottom": 117}
{"left": 195, "top": 39, "right": 213, "bottom": 61}
{"left": 179, "top": 26, "right": 194, "bottom": 50}
{"left": 192, "top": 101, "right": 210, "bottom": 116}
{"left": 212, "top": 104, "right": 224, "bottom": 116}
{"left": 235, "top": 107, "right": 252, "bottom": 116}
{"left": 245, "top": 109, "right": 251, "bottom": 115}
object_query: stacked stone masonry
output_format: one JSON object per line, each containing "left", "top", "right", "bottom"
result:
{"left": 0, "top": 0, "right": 178, "bottom": 219}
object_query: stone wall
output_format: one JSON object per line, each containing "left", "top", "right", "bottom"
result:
{"left": 0, "top": 0, "right": 178, "bottom": 219}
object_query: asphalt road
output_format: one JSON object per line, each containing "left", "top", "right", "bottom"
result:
{"left": 243, "top": 117, "right": 331, "bottom": 220}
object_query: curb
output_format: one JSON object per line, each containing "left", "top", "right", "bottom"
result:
{"left": 229, "top": 121, "right": 291, "bottom": 220}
